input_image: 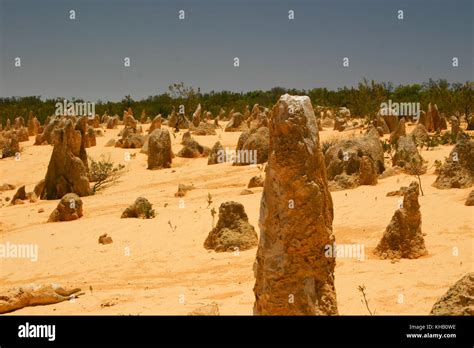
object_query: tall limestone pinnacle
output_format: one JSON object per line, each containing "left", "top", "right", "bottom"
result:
{"left": 41, "top": 118, "right": 91, "bottom": 200}
{"left": 253, "top": 94, "right": 338, "bottom": 315}
{"left": 375, "top": 181, "right": 427, "bottom": 259}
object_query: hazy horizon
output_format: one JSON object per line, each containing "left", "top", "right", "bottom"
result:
{"left": 1, "top": 0, "right": 472, "bottom": 102}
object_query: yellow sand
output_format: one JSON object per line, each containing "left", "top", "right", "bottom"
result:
{"left": 0, "top": 123, "right": 472, "bottom": 315}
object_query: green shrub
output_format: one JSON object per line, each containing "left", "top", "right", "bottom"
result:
{"left": 89, "top": 155, "right": 126, "bottom": 193}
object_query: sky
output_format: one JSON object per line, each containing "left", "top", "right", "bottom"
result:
{"left": 0, "top": 0, "right": 472, "bottom": 101}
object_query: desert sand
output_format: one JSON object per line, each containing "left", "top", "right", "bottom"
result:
{"left": 0, "top": 123, "right": 472, "bottom": 315}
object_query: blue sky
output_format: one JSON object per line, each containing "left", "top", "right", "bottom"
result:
{"left": 0, "top": 0, "right": 472, "bottom": 101}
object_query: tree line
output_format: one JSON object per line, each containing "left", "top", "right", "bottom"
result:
{"left": 0, "top": 79, "right": 472, "bottom": 126}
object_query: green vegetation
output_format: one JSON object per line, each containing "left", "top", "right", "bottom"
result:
{"left": 89, "top": 155, "right": 126, "bottom": 194}
{"left": 382, "top": 139, "right": 395, "bottom": 161}
{"left": 1, "top": 79, "right": 472, "bottom": 126}
{"left": 433, "top": 159, "right": 443, "bottom": 174}
{"left": 417, "top": 131, "right": 459, "bottom": 152}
